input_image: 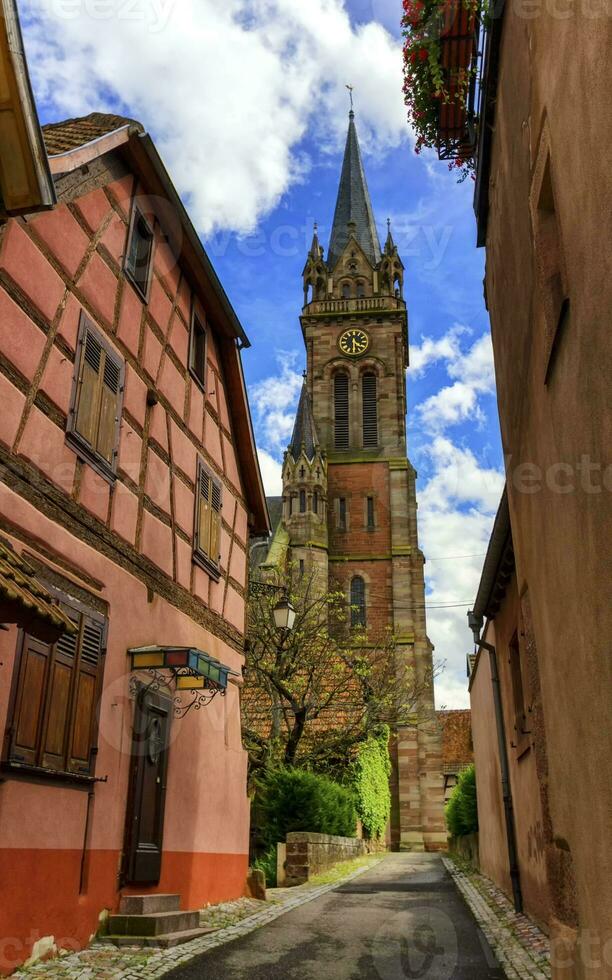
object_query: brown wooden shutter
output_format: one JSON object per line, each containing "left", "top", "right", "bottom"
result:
{"left": 197, "top": 466, "right": 212, "bottom": 557}
{"left": 334, "top": 373, "right": 349, "bottom": 449}
{"left": 8, "top": 636, "right": 51, "bottom": 766}
{"left": 209, "top": 479, "right": 222, "bottom": 564}
{"left": 362, "top": 372, "right": 378, "bottom": 447}
{"left": 96, "top": 351, "right": 122, "bottom": 464}
{"left": 68, "top": 616, "right": 104, "bottom": 775}
{"left": 75, "top": 329, "right": 103, "bottom": 446}
{"left": 40, "top": 611, "right": 79, "bottom": 771}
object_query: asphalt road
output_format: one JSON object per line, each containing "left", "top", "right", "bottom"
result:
{"left": 167, "top": 853, "right": 505, "bottom": 980}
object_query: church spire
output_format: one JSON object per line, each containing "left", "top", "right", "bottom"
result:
{"left": 288, "top": 381, "right": 320, "bottom": 462}
{"left": 327, "top": 111, "right": 382, "bottom": 271}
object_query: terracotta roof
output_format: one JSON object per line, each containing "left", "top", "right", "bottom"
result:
{"left": 42, "top": 112, "right": 141, "bottom": 156}
{"left": 0, "top": 538, "right": 77, "bottom": 643}
{"left": 437, "top": 709, "right": 474, "bottom": 774}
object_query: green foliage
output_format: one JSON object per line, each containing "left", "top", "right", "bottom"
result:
{"left": 252, "top": 846, "right": 277, "bottom": 888}
{"left": 445, "top": 763, "right": 478, "bottom": 837}
{"left": 350, "top": 727, "right": 392, "bottom": 839}
{"left": 252, "top": 767, "right": 357, "bottom": 851}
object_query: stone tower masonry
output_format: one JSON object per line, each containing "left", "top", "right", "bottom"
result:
{"left": 280, "top": 110, "right": 446, "bottom": 850}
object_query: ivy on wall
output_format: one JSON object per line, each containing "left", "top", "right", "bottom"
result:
{"left": 350, "top": 726, "right": 392, "bottom": 840}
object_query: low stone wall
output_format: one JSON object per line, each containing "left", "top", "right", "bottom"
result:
{"left": 284, "top": 832, "right": 372, "bottom": 886}
{"left": 449, "top": 832, "right": 480, "bottom": 869}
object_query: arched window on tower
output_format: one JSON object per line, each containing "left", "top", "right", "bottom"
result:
{"left": 362, "top": 372, "right": 378, "bottom": 448}
{"left": 356, "top": 280, "right": 365, "bottom": 298}
{"left": 350, "top": 576, "right": 366, "bottom": 628}
{"left": 313, "top": 491, "right": 319, "bottom": 515}
{"left": 334, "top": 372, "right": 350, "bottom": 449}
{"left": 299, "top": 489, "right": 306, "bottom": 513}
{"left": 342, "top": 282, "right": 352, "bottom": 299}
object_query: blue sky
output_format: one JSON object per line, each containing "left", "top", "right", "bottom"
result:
{"left": 24, "top": 0, "right": 504, "bottom": 705}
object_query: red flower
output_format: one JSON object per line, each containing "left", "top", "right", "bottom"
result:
{"left": 419, "top": 47, "right": 428, "bottom": 60}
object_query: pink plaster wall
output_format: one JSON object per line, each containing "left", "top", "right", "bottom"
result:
{"left": 0, "top": 167, "right": 256, "bottom": 969}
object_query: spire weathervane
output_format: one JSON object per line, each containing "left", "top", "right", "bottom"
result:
{"left": 346, "top": 84, "right": 354, "bottom": 113}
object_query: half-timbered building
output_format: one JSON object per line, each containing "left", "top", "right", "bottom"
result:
{"left": 0, "top": 112, "right": 268, "bottom": 971}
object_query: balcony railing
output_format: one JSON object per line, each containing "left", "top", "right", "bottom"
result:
{"left": 436, "top": 11, "right": 483, "bottom": 162}
{"left": 304, "top": 296, "right": 405, "bottom": 315}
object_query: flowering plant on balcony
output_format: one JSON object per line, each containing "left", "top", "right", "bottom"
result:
{"left": 402, "top": 0, "right": 481, "bottom": 181}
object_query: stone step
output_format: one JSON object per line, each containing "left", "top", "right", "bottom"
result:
{"left": 108, "top": 909, "right": 200, "bottom": 937}
{"left": 119, "top": 893, "right": 181, "bottom": 915}
{"left": 98, "top": 926, "right": 217, "bottom": 949}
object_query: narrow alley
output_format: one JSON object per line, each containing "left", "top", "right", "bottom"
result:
{"left": 167, "top": 855, "right": 505, "bottom": 980}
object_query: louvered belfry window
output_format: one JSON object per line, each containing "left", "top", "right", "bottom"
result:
{"left": 334, "top": 373, "right": 350, "bottom": 449}
{"left": 195, "top": 459, "right": 222, "bottom": 573}
{"left": 68, "top": 314, "right": 124, "bottom": 475}
{"left": 350, "top": 576, "right": 366, "bottom": 628}
{"left": 7, "top": 597, "right": 106, "bottom": 778}
{"left": 362, "top": 372, "right": 378, "bottom": 448}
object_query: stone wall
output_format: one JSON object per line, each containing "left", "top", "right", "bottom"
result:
{"left": 449, "top": 833, "right": 479, "bottom": 870}
{"left": 284, "top": 833, "right": 369, "bottom": 886}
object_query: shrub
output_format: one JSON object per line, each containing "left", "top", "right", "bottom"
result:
{"left": 252, "top": 767, "right": 357, "bottom": 851}
{"left": 252, "top": 846, "right": 277, "bottom": 888}
{"left": 445, "top": 763, "right": 478, "bottom": 837}
{"left": 350, "top": 727, "right": 392, "bottom": 839}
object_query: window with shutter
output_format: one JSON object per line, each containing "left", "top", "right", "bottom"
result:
{"left": 362, "top": 372, "right": 378, "bottom": 448}
{"left": 68, "top": 314, "right": 124, "bottom": 479}
{"left": 350, "top": 576, "right": 366, "bottom": 628}
{"left": 334, "top": 373, "right": 350, "bottom": 449}
{"left": 5, "top": 597, "right": 106, "bottom": 780}
{"left": 125, "top": 207, "right": 154, "bottom": 300}
{"left": 194, "top": 459, "right": 222, "bottom": 575}
{"left": 189, "top": 313, "right": 207, "bottom": 387}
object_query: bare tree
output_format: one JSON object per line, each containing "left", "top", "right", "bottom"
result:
{"left": 242, "top": 566, "right": 442, "bottom": 777}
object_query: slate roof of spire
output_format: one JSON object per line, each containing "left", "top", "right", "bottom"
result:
{"left": 327, "top": 111, "right": 382, "bottom": 271}
{"left": 288, "top": 383, "right": 319, "bottom": 461}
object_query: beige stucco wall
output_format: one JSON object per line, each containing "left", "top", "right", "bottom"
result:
{"left": 483, "top": 12, "right": 612, "bottom": 976}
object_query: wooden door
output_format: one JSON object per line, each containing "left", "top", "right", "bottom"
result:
{"left": 123, "top": 686, "right": 172, "bottom": 885}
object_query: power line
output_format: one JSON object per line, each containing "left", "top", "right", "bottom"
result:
{"left": 426, "top": 552, "right": 486, "bottom": 562}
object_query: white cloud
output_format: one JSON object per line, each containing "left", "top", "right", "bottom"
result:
{"left": 408, "top": 323, "right": 468, "bottom": 377}
{"left": 407, "top": 329, "right": 503, "bottom": 707}
{"left": 250, "top": 350, "right": 303, "bottom": 457}
{"left": 420, "top": 443, "right": 503, "bottom": 710}
{"left": 412, "top": 329, "right": 495, "bottom": 433}
{"left": 257, "top": 448, "right": 283, "bottom": 496}
{"left": 24, "top": 0, "right": 408, "bottom": 234}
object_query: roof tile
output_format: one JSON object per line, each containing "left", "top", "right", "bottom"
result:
{"left": 42, "top": 112, "right": 142, "bottom": 156}
{"left": 0, "top": 537, "right": 77, "bottom": 641}
{"left": 437, "top": 709, "right": 474, "bottom": 772}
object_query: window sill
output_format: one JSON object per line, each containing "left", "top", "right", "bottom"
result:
{"left": 192, "top": 550, "right": 221, "bottom": 582}
{"left": 1, "top": 761, "right": 101, "bottom": 788}
{"left": 66, "top": 432, "right": 117, "bottom": 485}
{"left": 124, "top": 267, "right": 151, "bottom": 305}
{"left": 188, "top": 367, "right": 207, "bottom": 393}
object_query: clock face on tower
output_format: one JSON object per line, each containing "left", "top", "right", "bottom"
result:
{"left": 338, "top": 328, "right": 370, "bottom": 357}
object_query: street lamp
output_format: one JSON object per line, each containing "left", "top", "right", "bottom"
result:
{"left": 273, "top": 596, "right": 296, "bottom": 632}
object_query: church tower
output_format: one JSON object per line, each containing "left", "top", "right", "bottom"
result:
{"left": 287, "top": 110, "right": 445, "bottom": 850}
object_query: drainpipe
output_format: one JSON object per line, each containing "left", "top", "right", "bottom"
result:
{"left": 468, "top": 612, "right": 523, "bottom": 914}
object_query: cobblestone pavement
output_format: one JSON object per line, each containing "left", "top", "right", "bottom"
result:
{"left": 442, "top": 856, "right": 551, "bottom": 979}
{"left": 12, "top": 858, "right": 383, "bottom": 980}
